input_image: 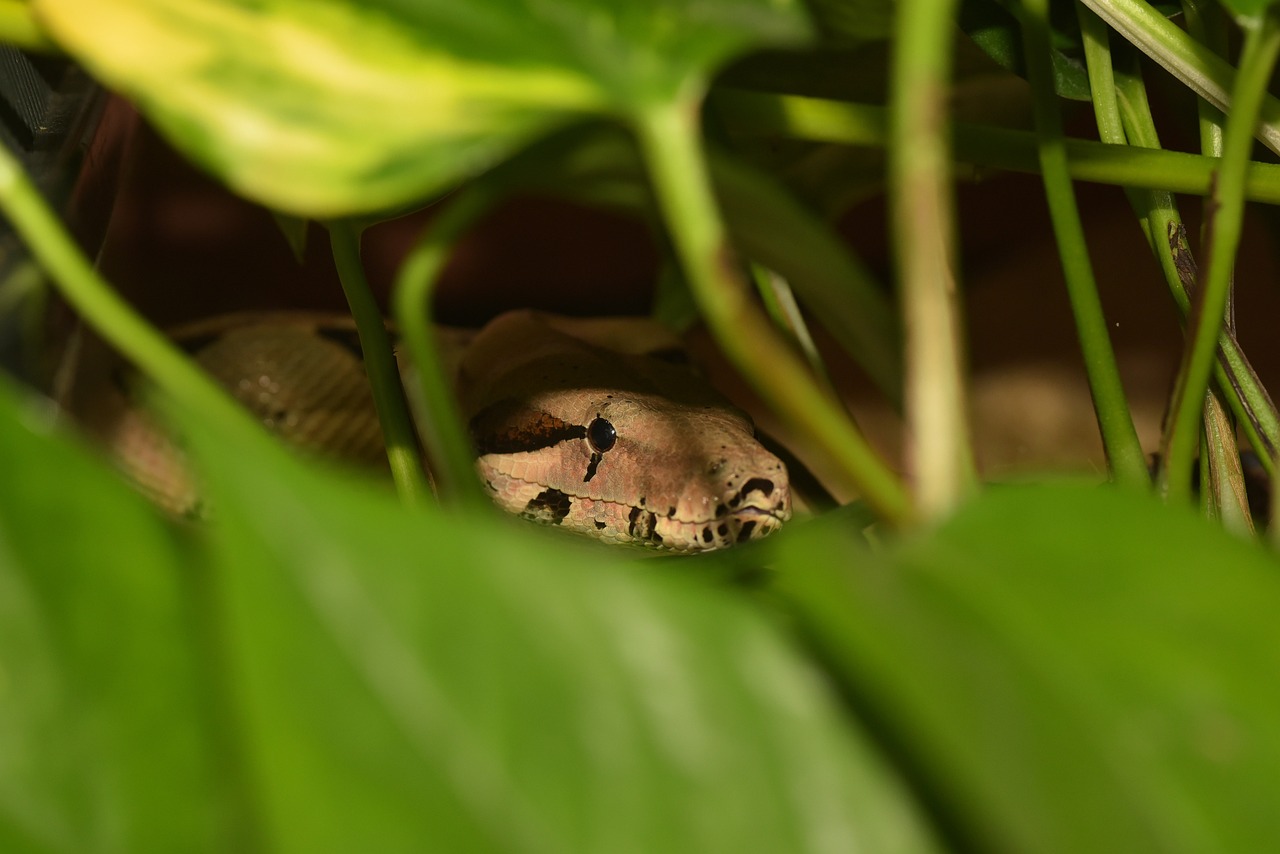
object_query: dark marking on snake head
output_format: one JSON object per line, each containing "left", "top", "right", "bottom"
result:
{"left": 625, "top": 507, "right": 659, "bottom": 541}
{"left": 522, "top": 488, "right": 571, "bottom": 525}
{"left": 728, "top": 478, "right": 774, "bottom": 511}
{"left": 667, "top": 506, "right": 677, "bottom": 518}
{"left": 737, "top": 521, "right": 757, "bottom": 543}
{"left": 701, "top": 527, "right": 714, "bottom": 544}
{"left": 584, "top": 452, "right": 602, "bottom": 482}
{"left": 316, "top": 327, "right": 366, "bottom": 360}
{"left": 717, "top": 523, "right": 729, "bottom": 537}
{"left": 594, "top": 520, "right": 607, "bottom": 531}
{"left": 471, "top": 401, "right": 588, "bottom": 455}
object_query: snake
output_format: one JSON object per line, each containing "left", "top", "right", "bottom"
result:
{"left": 75, "top": 309, "right": 792, "bottom": 552}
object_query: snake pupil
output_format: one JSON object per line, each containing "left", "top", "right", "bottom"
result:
{"left": 587, "top": 417, "right": 617, "bottom": 453}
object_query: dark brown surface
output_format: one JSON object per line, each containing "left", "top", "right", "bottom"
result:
{"left": 93, "top": 108, "right": 661, "bottom": 328}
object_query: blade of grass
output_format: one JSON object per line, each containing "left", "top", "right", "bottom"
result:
{"left": 391, "top": 190, "right": 495, "bottom": 510}
{"left": 327, "top": 221, "right": 431, "bottom": 505}
{"left": 890, "top": 0, "right": 977, "bottom": 518}
{"left": 1159, "top": 12, "right": 1280, "bottom": 503}
{"left": 1022, "top": 0, "right": 1148, "bottom": 487}
{"left": 1080, "top": 0, "right": 1280, "bottom": 155}
{"left": 716, "top": 92, "right": 1280, "bottom": 205}
{"left": 1076, "top": 3, "right": 1127, "bottom": 145}
{"left": 1114, "top": 60, "right": 1280, "bottom": 481}
{"left": 634, "top": 102, "right": 912, "bottom": 525}
{"left": 1177, "top": 0, "right": 1252, "bottom": 528}
{"left": 750, "top": 264, "right": 838, "bottom": 396}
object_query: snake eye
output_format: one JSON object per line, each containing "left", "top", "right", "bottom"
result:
{"left": 587, "top": 417, "right": 617, "bottom": 453}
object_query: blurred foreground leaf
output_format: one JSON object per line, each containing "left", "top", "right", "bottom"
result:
{"left": 777, "top": 483, "right": 1280, "bottom": 852}
{"left": 168, "top": 395, "right": 940, "bottom": 853}
{"left": 0, "top": 383, "right": 234, "bottom": 853}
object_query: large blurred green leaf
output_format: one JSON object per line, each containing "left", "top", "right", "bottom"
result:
{"left": 0, "top": 383, "right": 234, "bottom": 853}
{"left": 170, "top": 398, "right": 941, "bottom": 853}
{"left": 776, "top": 483, "right": 1280, "bottom": 852}
{"left": 33, "top": 0, "right": 811, "bottom": 216}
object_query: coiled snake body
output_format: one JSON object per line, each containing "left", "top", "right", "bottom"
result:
{"left": 85, "top": 309, "right": 791, "bottom": 552}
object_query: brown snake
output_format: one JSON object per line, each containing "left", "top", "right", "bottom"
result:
{"left": 79, "top": 309, "right": 791, "bottom": 552}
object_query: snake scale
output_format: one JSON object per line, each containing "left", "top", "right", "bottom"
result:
{"left": 80, "top": 309, "right": 791, "bottom": 552}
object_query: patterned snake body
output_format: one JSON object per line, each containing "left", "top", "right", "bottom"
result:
{"left": 88, "top": 310, "right": 791, "bottom": 551}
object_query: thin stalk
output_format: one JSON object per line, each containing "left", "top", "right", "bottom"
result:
{"left": 889, "top": 0, "right": 976, "bottom": 517}
{"left": 0, "top": 1, "right": 57, "bottom": 52}
{"left": 634, "top": 103, "right": 912, "bottom": 525}
{"left": 1115, "top": 64, "right": 1280, "bottom": 480}
{"left": 1159, "top": 13, "right": 1280, "bottom": 503}
{"left": 1076, "top": 4, "right": 1127, "bottom": 145}
{"left": 715, "top": 92, "right": 1280, "bottom": 205}
{"left": 0, "top": 135, "right": 255, "bottom": 441}
{"left": 1022, "top": 0, "right": 1148, "bottom": 486}
{"left": 1202, "top": 393, "right": 1254, "bottom": 533}
{"left": 1180, "top": 1, "right": 1250, "bottom": 526}
{"left": 1113, "top": 63, "right": 1186, "bottom": 288}
{"left": 750, "top": 264, "right": 836, "bottom": 395}
{"left": 1079, "top": 0, "right": 1280, "bottom": 155}
{"left": 391, "top": 190, "right": 495, "bottom": 509}
{"left": 1180, "top": 0, "right": 1229, "bottom": 158}
{"left": 327, "top": 222, "right": 431, "bottom": 505}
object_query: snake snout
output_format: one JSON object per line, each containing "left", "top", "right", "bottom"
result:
{"left": 715, "top": 460, "right": 791, "bottom": 544}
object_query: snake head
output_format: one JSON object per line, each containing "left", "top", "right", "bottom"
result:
{"left": 463, "top": 312, "right": 791, "bottom": 552}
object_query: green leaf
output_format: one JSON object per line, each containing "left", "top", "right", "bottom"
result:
{"left": 174, "top": 399, "right": 941, "bottom": 854}
{"left": 776, "top": 483, "right": 1280, "bottom": 852}
{"left": 959, "top": 0, "right": 1092, "bottom": 100}
{"left": 33, "top": 0, "right": 811, "bottom": 216}
{"left": 0, "top": 383, "right": 236, "bottom": 853}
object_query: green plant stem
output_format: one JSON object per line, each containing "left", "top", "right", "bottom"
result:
{"left": 1022, "top": 0, "right": 1148, "bottom": 487}
{"left": 391, "top": 191, "right": 495, "bottom": 510}
{"left": 716, "top": 92, "right": 1280, "bottom": 204}
{"left": 1114, "top": 65, "right": 1280, "bottom": 480}
{"left": 1076, "top": 4, "right": 1126, "bottom": 145}
{"left": 0, "top": 138, "right": 256, "bottom": 441}
{"left": 889, "top": 0, "right": 975, "bottom": 517}
{"left": 1080, "top": 0, "right": 1280, "bottom": 156}
{"left": 327, "top": 222, "right": 431, "bottom": 505}
{"left": 634, "top": 103, "right": 912, "bottom": 525}
{"left": 708, "top": 152, "right": 902, "bottom": 405}
{"left": 0, "top": 0, "right": 57, "bottom": 52}
{"left": 1160, "top": 14, "right": 1280, "bottom": 503}
{"left": 1180, "top": 0, "right": 1229, "bottom": 158}
{"left": 750, "top": 264, "right": 836, "bottom": 395}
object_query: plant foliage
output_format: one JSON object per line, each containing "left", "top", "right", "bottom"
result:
{"left": 2, "top": 0, "right": 1280, "bottom": 849}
